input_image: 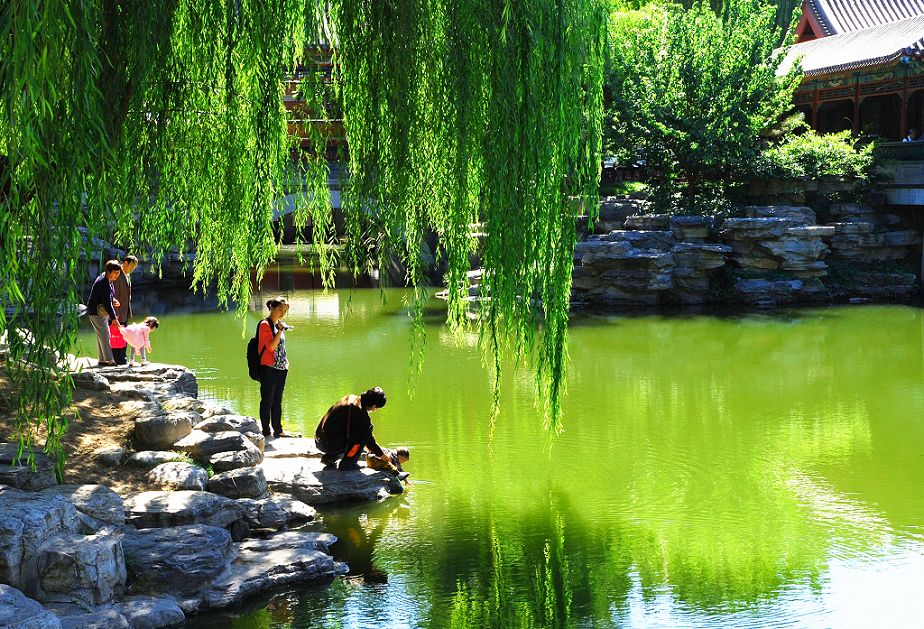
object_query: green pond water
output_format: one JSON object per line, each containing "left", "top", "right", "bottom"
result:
{"left": 77, "top": 289, "right": 924, "bottom": 628}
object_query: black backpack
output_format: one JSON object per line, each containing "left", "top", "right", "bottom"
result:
{"left": 246, "top": 318, "right": 272, "bottom": 380}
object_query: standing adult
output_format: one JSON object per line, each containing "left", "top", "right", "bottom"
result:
{"left": 86, "top": 260, "right": 122, "bottom": 366}
{"left": 315, "top": 387, "right": 397, "bottom": 472}
{"left": 257, "top": 296, "right": 290, "bottom": 439}
{"left": 114, "top": 255, "right": 138, "bottom": 325}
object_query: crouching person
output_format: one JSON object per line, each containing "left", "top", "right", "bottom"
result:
{"left": 315, "top": 387, "right": 397, "bottom": 472}
{"left": 366, "top": 446, "right": 410, "bottom": 483}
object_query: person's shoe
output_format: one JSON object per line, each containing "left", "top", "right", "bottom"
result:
{"left": 140, "top": 360, "right": 148, "bottom": 366}
{"left": 338, "top": 462, "right": 361, "bottom": 471}
{"left": 127, "top": 361, "right": 136, "bottom": 367}
{"left": 274, "top": 432, "right": 289, "bottom": 438}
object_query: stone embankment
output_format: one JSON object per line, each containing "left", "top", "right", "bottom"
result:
{"left": 0, "top": 363, "right": 404, "bottom": 628}
{"left": 571, "top": 202, "right": 920, "bottom": 308}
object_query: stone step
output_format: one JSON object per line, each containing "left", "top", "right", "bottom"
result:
{"left": 261, "top": 457, "right": 403, "bottom": 505}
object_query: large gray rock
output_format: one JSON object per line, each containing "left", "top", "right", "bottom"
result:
{"left": 0, "top": 584, "right": 62, "bottom": 629}
{"left": 205, "top": 439, "right": 263, "bottom": 473}
{"left": 173, "top": 430, "right": 246, "bottom": 460}
{"left": 237, "top": 496, "right": 317, "bottom": 529}
{"left": 40, "top": 485, "right": 125, "bottom": 525}
{"left": 720, "top": 217, "right": 799, "bottom": 240}
{"left": 37, "top": 532, "right": 126, "bottom": 605}
{"left": 71, "top": 370, "right": 111, "bottom": 391}
{"left": 123, "top": 491, "right": 244, "bottom": 529}
{"left": 261, "top": 458, "right": 403, "bottom": 505}
{"left": 743, "top": 205, "right": 816, "bottom": 225}
{"left": 200, "top": 533, "right": 345, "bottom": 610}
{"left": 193, "top": 415, "right": 260, "bottom": 435}
{"left": 124, "top": 451, "right": 183, "bottom": 469}
{"left": 0, "top": 443, "right": 57, "bottom": 491}
{"left": 133, "top": 413, "right": 197, "bottom": 450}
{"left": 163, "top": 397, "right": 232, "bottom": 419}
{"left": 48, "top": 604, "right": 130, "bottom": 629}
{"left": 0, "top": 489, "right": 78, "bottom": 595}
{"left": 103, "top": 364, "right": 198, "bottom": 400}
{"left": 93, "top": 447, "right": 125, "bottom": 467}
{"left": 599, "top": 229, "right": 674, "bottom": 251}
{"left": 119, "top": 525, "right": 232, "bottom": 596}
{"left": 148, "top": 462, "right": 209, "bottom": 491}
{"left": 207, "top": 467, "right": 267, "bottom": 499}
{"left": 118, "top": 595, "right": 185, "bottom": 629}
{"left": 262, "top": 437, "right": 320, "bottom": 459}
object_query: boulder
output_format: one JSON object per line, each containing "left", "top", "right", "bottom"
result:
{"left": 193, "top": 415, "right": 260, "bottom": 435}
{"left": 205, "top": 439, "right": 263, "bottom": 472}
{"left": 71, "top": 370, "right": 110, "bottom": 391}
{"left": 624, "top": 213, "right": 671, "bottom": 230}
{"left": 37, "top": 532, "right": 126, "bottom": 605}
{"left": 200, "top": 534, "right": 345, "bottom": 610}
{"left": 743, "top": 205, "right": 816, "bottom": 224}
{"left": 236, "top": 496, "right": 317, "bottom": 530}
{"left": 93, "top": 447, "right": 125, "bottom": 467}
{"left": 148, "top": 462, "right": 209, "bottom": 491}
{"left": 600, "top": 230, "right": 674, "bottom": 251}
{"left": 159, "top": 396, "right": 204, "bottom": 414}
{"left": 133, "top": 413, "right": 196, "bottom": 450}
{"left": 102, "top": 364, "right": 198, "bottom": 399}
{"left": 48, "top": 604, "right": 130, "bottom": 629}
{"left": 720, "top": 217, "right": 798, "bottom": 240}
{"left": 0, "top": 489, "right": 78, "bottom": 594}
{"left": 124, "top": 451, "right": 183, "bottom": 469}
{"left": 261, "top": 458, "right": 403, "bottom": 505}
{"left": 0, "top": 443, "right": 57, "bottom": 491}
{"left": 119, "top": 525, "right": 233, "bottom": 596}
{"left": 262, "top": 437, "right": 320, "bottom": 459}
{"left": 670, "top": 215, "right": 712, "bottom": 240}
{"left": 173, "top": 430, "right": 246, "bottom": 460}
{"left": 40, "top": 485, "right": 125, "bottom": 525}
{"left": 243, "top": 432, "right": 265, "bottom": 453}
{"left": 0, "top": 584, "right": 62, "bottom": 629}
{"left": 118, "top": 595, "right": 185, "bottom": 629}
{"left": 208, "top": 467, "right": 267, "bottom": 499}
{"left": 123, "top": 491, "right": 245, "bottom": 530}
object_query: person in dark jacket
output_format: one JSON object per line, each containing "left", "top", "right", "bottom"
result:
{"left": 86, "top": 260, "right": 122, "bottom": 366}
{"left": 315, "top": 387, "right": 397, "bottom": 472}
{"left": 113, "top": 255, "right": 138, "bottom": 325}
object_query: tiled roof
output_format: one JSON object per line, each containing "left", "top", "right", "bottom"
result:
{"left": 779, "top": 13, "right": 924, "bottom": 77}
{"left": 807, "top": 0, "right": 924, "bottom": 35}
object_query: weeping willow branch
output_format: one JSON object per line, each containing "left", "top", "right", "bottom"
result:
{"left": 0, "top": 0, "right": 604, "bottom": 473}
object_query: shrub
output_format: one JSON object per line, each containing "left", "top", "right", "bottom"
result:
{"left": 758, "top": 130, "right": 877, "bottom": 182}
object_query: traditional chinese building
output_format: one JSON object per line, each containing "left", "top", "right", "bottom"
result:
{"left": 782, "top": 0, "right": 924, "bottom": 141}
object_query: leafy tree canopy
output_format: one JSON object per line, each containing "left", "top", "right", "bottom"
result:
{"left": 1, "top": 0, "right": 605, "bottom": 471}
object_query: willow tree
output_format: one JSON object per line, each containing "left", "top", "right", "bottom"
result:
{"left": 1, "top": 0, "right": 604, "bottom": 470}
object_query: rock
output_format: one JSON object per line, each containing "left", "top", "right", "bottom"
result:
{"left": 884, "top": 230, "right": 920, "bottom": 247}
{"left": 238, "top": 530, "right": 336, "bottom": 554}
{"left": 159, "top": 397, "right": 204, "bottom": 414}
{"left": 93, "top": 447, "right": 125, "bottom": 467}
{"left": 0, "top": 489, "right": 78, "bottom": 595}
{"left": 173, "top": 430, "right": 246, "bottom": 460}
{"left": 624, "top": 213, "right": 671, "bottom": 230}
{"left": 243, "top": 432, "right": 265, "bottom": 453}
{"left": 0, "top": 443, "right": 58, "bottom": 491}
{"left": 670, "top": 215, "right": 712, "bottom": 240}
{"left": 71, "top": 370, "right": 110, "bottom": 391}
{"left": 205, "top": 439, "right": 263, "bottom": 472}
{"left": 0, "top": 584, "right": 62, "bottom": 629}
{"left": 785, "top": 225, "right": 835, "bottom": 238}
{"left": 148, "top": 462, "right": 209, "bottom": 491}
{"left": 119, "top": 525, "right": 233, "bottom": 596}
{"left": 830, "top": 221, "right": 873, "bottom": 235}
{"left": 720, "top": 217, "right": 799, "bottom": 240}
{"left": 40, "top": 485, "right": 125, "bottom": 525}
{"left": 262, "top": 437, "right": 320, "bottom": 459}
{"left": 193, "top": 415, "right": 260, "bottom": 435}
{"left": 200, "top": 402, "right": 234, "bottom": 419}
{"left": 47, "top": 604, "right": 130, "bottom": 629}
{"left": 743, "top": 205, "right": 816, "bottom": 225}
{"left": 207, "top": 467, "right": 267, "bottom": 499}
{"left": 134, "top": 413, "right": 197, "bottom": 451}
{"left": 261, "top": 458, "right": 403, "bottom": 505}
{"left": 118, "top": 595, "right": 185, "bottom": 629}
{"left": 124, "top": 451, "right": 183, "bottom": 469}
{"left": 102, "top": 364, "right": 198, "bottom": 399}
{"left": 200, "top": 535, "right": 345, "bottom": 610}
{"left": 600, "top": 230, "right": 674, "bottom": 250}
{"left": 123, "top": 491, "right": 244, "bottom": 530}
{"left": 37, "top": 532, "right": 126, "bottom": 605}
{"left": 236, "top": 496, "right": 317, "bottom": 530}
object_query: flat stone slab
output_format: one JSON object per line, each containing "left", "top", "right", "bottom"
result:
{"left": 205, "top": 439, "right": 263, "bottom": 472}
{"left": 208, "top": 466, "right": 267, "bottom": 499}
{"left": 40, "top": 485, "right": 125, "bottom": 525}
{"left": 125, "top": 451, "right": 183, "bottom": 469}
{"left": 0, "top": 584, "right": 62, "bottom": 629}
{"left": 236, "top": 496, "right": 317, "bottom": 530}
{"left": 173, "top": 430, "right": 246, "bottom": 459}
{"left": 123, "top": 490, "right": 244, "bottom": 529}
{"left": 117, "top": 594, "right": 185, "bottom": 629}
{"left": 262, "top": 437, "right": 321, "bottom": 459}
{"left": 194, "top": 415, "right": 259, "bottom": 435}
{"left": 261, "top": 457, "right": 403, "bottom": 505}
{"left": 199, "top": 532, "right": 344, "bottom": 611}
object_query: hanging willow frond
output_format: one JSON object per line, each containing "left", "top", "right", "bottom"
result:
{"left": 0, "top": 0, "right": 604, "bottom": 473}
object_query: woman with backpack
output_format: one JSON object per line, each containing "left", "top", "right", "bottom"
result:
{"left": 256, "top": 296, "right": 290, "bottom": 438}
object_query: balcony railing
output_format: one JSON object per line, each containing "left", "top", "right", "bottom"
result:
{"left": 877, "top": 141, "right": 924, "bottom": 161}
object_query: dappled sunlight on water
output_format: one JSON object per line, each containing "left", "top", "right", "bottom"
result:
{"left": 78, "top": 294, "right": 924, "bottom": 628}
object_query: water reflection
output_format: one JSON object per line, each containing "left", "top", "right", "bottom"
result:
{"left": 76, "top": 295, "right": 924, "bottom": 628}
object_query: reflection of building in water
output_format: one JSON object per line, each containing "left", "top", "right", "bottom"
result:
{"left": 250, "top": 254, "right": 378, "bottom": 294}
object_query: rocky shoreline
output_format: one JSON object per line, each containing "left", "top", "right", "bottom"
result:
{"left": 0, "top": 362, "right": 404, "bottom": 628}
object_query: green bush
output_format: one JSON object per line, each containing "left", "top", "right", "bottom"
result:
{"left": 758, "top": 130, "right": 877, "bottom": 182}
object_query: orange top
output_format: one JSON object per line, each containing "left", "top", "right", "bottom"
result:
{"left": 258, "top": 319, "right": 276, "bottom": 367}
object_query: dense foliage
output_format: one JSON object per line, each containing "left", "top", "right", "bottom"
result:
{"left": 759, "top": 130, "right": 878, "bottom": 183}
{"left": 604, "top": 0, "right": 801, "bottom": 211}
{"left": 1, "top": 0, "right": 605, "bottom": 470}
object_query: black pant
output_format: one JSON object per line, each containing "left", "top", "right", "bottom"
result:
{"left": 112, "top": 347, "right": 127, "bottom": 365}
{"left": 259, "top": 366, "right": 287, "bottom": 436}
{"left": 317, "top": 438, "right": 365, "bottom": 470}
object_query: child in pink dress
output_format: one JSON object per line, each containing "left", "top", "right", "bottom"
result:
{"left": 122, "top": 317, "right": 159, "bottom": 366}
